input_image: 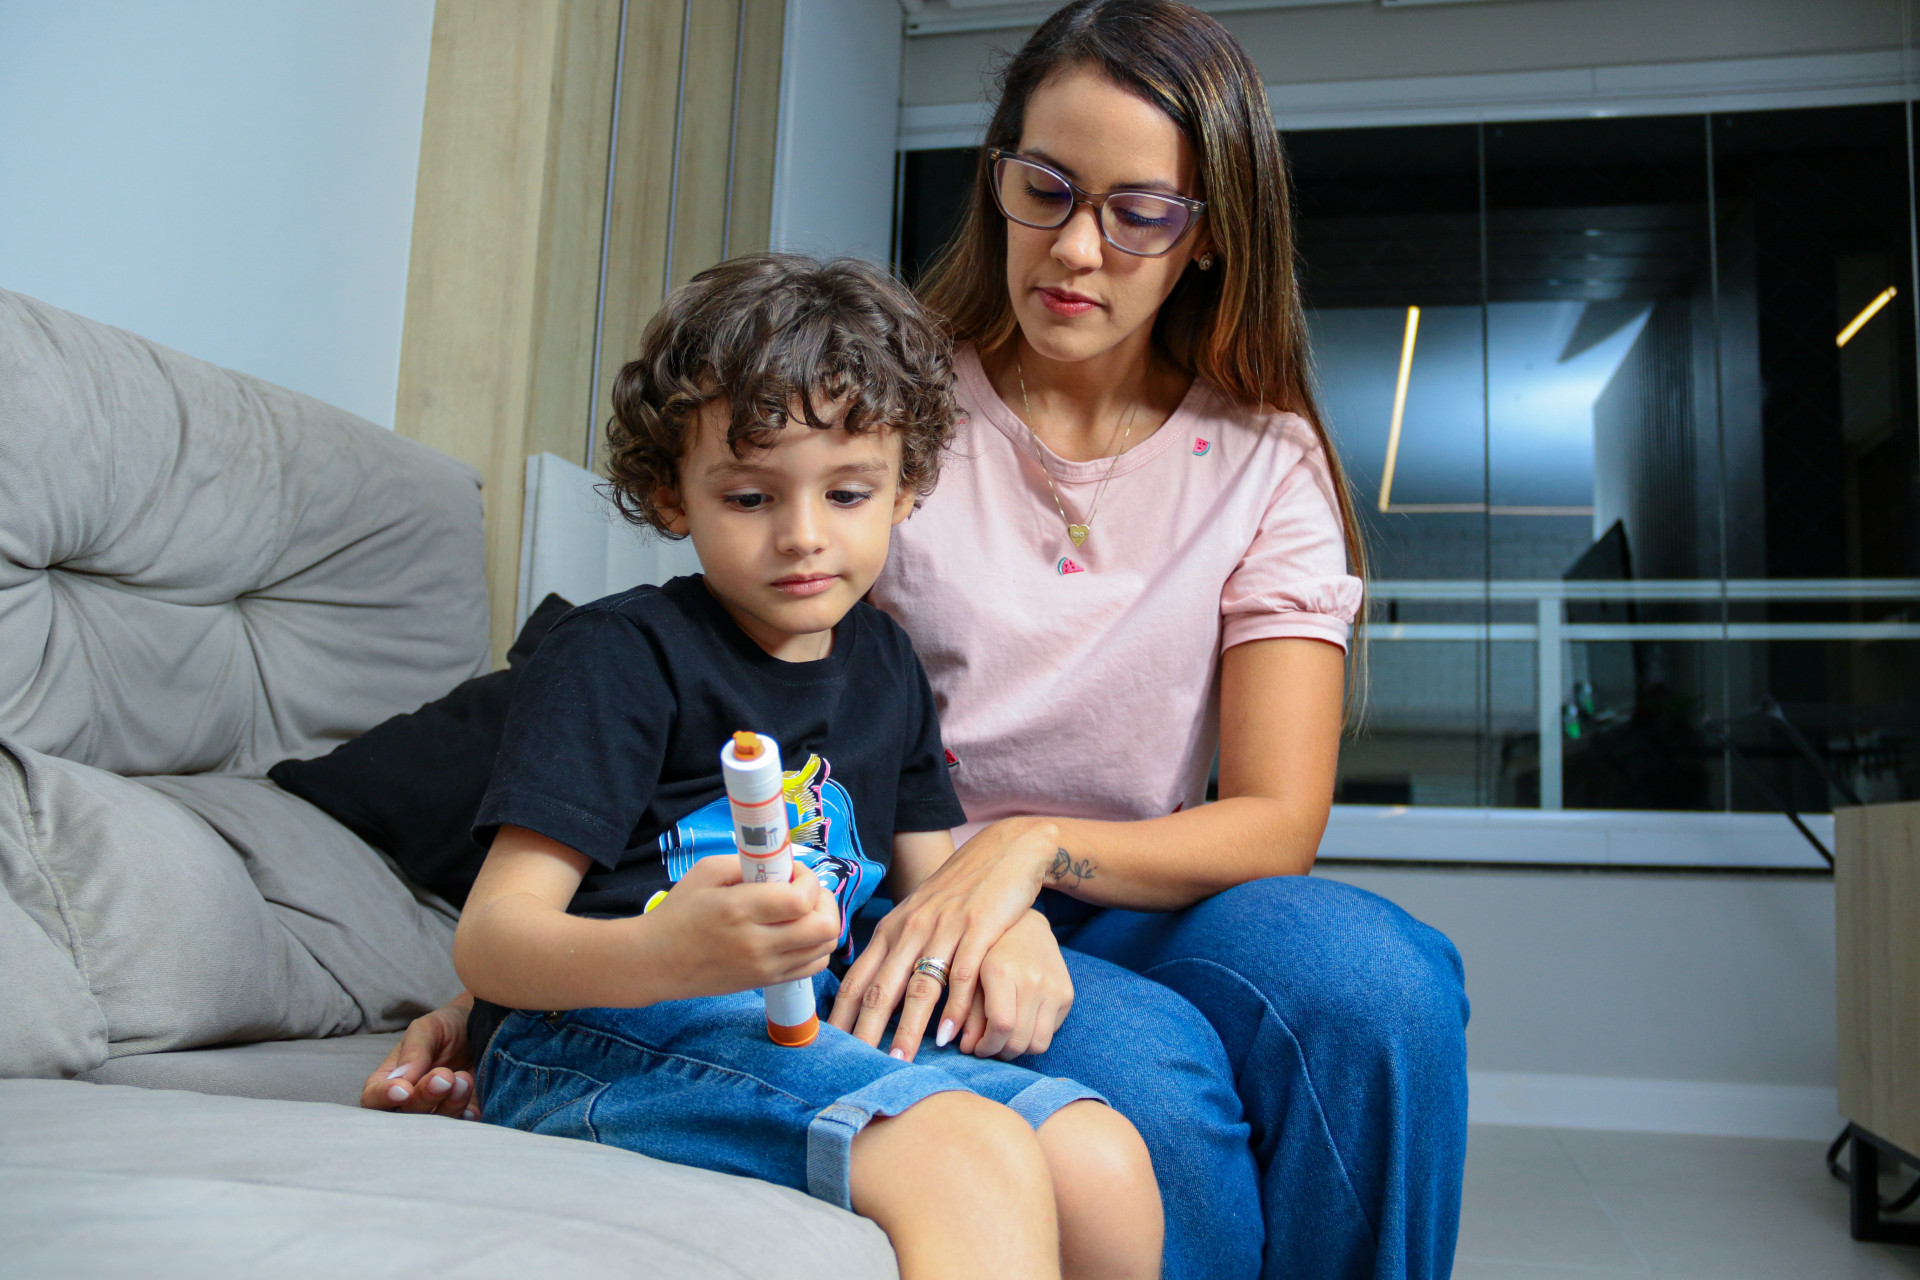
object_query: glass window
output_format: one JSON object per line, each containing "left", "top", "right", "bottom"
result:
{"left": 1288, "top": 124, "right": 1494, "bottom": 808}
{"left": 1711, "top": 104, "right": 1920, "bottom": 811}
{"left": 895, "top": 100, "right": 1920, "bottom": 817}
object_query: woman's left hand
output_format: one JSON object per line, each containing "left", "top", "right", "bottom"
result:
{"left": 829, "top": 816, "right": 1060, "bottom": 1057}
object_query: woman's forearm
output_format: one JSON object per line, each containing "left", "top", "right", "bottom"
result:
{"left": 1013, "top": 794, "right": 1325, "bottom": 912}
{"left": 1002, "top": 639, "right": 1344, "bottom": 911}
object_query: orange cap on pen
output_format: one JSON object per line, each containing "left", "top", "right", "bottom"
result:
{"left": 767, "top": 1015, "right": 819, "bottom": 1048}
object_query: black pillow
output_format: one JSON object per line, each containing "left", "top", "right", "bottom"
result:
{"left": 269, "top": 593, "right": 574, "bottom": 907}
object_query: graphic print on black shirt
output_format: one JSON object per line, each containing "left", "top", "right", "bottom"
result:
{"left": 653, "top": 750, "right": 880, "bottom": 953}
{"left": 473, "top": 574, "right": 965, "bottom": 957}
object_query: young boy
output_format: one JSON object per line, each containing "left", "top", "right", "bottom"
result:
{"left": 455, "top": 255, "right": 1161, "bottom": 1280}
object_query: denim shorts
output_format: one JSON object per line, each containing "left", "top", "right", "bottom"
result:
{"left": 476, "top": 972, "right": 1105, "bottom": 1210}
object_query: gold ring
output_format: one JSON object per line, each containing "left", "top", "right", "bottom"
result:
{"left": 912, "top": 956, "right": 951, "bottom": 987}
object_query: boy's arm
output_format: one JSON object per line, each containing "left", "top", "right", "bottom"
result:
{"left": 886, "top": 828, "right": 956, "bottom": 898}
{"left": 453, "top": 825, "right": 652, "bottom": 1009}
{"left": 454, "top": 824, "right": 842, "bottom": 1011}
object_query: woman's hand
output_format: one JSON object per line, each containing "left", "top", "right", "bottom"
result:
{"left": 828, "top": 816, "right": 1060, "bottom": 1056}
{"left": 361, "top": 995, "right": 478, "bottom": 1119}
{"left": 945, "top": 908, "right": 1073, "bottom": 1060}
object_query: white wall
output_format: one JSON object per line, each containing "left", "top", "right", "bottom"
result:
{"left": 0, "top": 1, "right": 434, "bottom": 427}
{"left": 1320, "top": 866, "right": 1842, "bottom": 1138}
{"left": 771, "top": 0, "right": 904, "bottom": 264}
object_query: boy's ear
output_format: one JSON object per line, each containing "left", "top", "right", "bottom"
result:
{"left": 890, "top": 480, "right": 917, "bottom": 526}
{"left": 656, "top": 486, "right": 691, "bottom": 537}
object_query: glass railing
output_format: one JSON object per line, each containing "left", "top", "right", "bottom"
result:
{"left": 1366, "top": 578, "right": 1920, "bottom": 809}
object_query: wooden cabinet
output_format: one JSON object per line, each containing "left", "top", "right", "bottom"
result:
{"left": 1835, "top": 801, "right": 1920, "bottom": 1242}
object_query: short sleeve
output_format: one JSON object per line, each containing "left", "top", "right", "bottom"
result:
{"left": 893, "top": 654, "right": 967, "bottom": 834}
{"left": 473, "top": 608, "right": 674, "bottom": 866}
{"left": 1220, "top": 417, "right": 1364, "bottom": 653}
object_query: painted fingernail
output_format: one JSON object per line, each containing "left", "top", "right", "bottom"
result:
{"left": 453, "top": 1077, "right": 471, "bottom": 1098}
{"left": 935, "top": 1019, "right": 956, "bottom": 1047}
{"left": 889, "top": 1048, "right": 906, "bottom": 1060}
{"left": 386, "top": 1084, "right": 408, "bottom": 1103}
{"left": 427, "top": 1075, "right": 452, "bottom": 1095}
{"left": 386, "top": 1066, "right": 409, "bottom": 1080}
{"left": 463, "top": 1107, "right": 478, "bottom": 1122}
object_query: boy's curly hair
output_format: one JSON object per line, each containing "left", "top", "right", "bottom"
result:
{"left": 606, "top": 253, "right": 959, "bottom": 535}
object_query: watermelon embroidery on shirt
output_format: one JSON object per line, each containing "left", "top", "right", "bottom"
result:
{"left": 1056, "top": 557, "right": 1085, "bottom": 575}
{"left": 1192, "top": 437, "right": 1211, "bottom": 456}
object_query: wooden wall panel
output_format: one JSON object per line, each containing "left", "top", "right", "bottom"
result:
{"left": 591, "top": 0, "right": 789, "bottom": 474}
{"left": 394, "top": 0, "right": 620, "bottom": 664}
{"left": 667, "top": 1, "right": 744, "bottom": 291}
{"left": 727, "top": 0, "right": 786, "bottom": 258}
{"left": 590, "top": 0, "right": 688, "bottom": 478}
{"left": 400, "top": 0, "right": 792, "bottom": 659}
{"left": 1835, "top": 801, "right": 1920, "bottom": 1156}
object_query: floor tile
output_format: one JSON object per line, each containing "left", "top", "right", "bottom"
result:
{"left": 1589, "top": 1179, "right": 1920, "bottom": 1279}
{"left": 1451, "top": 1263, "right": 1648, "bottom": 1280}
{"left": 1554, "top": 1128, "right": 1830, "bottom": 1193}
{"left": 1457, "top": 1127, "right": 1643, "bottom": 1270}
{"left": 1457, "top": 1125, "right": 1920, "bottom": 1280}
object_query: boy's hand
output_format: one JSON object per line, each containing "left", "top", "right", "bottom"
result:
{"left": 638, "top": 856, "right": 841, "bottom": 1001}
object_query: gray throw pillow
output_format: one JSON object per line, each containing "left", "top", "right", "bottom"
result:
{"left": 0, "top": 737, "right": 459, "bottom": 1076}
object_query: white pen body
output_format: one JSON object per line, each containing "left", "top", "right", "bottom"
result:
{"left": 719, "top": 734, "right": 818, "bottom": 1047}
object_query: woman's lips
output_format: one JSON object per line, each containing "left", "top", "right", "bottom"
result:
{"left": 772, "top": 574, "right": 838, "bottom": 597}
{"left": 1036, "top": 286, "right": 1100, "bottom": 317}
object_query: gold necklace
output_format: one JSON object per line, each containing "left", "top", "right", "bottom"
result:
{"left": 1016, "top": 358, "right": 1136, "bottom": 549}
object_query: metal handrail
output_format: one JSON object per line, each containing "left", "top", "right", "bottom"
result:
{"left": 1362, "top": 578, "right": 1920, "bottom": 808}
{"left": 1371, "top": 578, "right": 1920, "bottom": 601}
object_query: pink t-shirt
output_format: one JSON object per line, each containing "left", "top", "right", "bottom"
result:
{"left": 869, "top": 346, "right": 1362, "bottom": 842}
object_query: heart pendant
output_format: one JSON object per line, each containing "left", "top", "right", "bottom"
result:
{"left": 1068, "top": 524, "right": 1089, "bottom": 547}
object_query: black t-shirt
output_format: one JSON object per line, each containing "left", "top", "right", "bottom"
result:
{"left": 473, "top": 574, "right": 966, "bottom": 933}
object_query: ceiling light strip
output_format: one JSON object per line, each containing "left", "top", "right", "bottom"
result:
{"left": 1377, "top": 305, "right": 1419, "bottom": 512}
{"left": 1837, "top": 286, "right": 1897, "bottom": 347}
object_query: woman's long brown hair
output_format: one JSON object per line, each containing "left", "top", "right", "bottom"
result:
{"left": 917, "top": 0, "right": 1369, "bottom": 709}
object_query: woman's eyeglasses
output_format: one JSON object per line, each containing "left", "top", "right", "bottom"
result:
{"left": 988, "top": 149, "right": 1206, "bottom": 259}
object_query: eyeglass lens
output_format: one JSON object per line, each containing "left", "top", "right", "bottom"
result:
{"left": 994, "top": 156, "right": 1193, "bottom": 257}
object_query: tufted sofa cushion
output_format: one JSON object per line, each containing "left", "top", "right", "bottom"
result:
{"left": 0, "top": 288, "right": 489, "bottom": 777}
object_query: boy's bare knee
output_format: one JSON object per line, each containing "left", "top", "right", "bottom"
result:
{"left": 851, "top": 1092, "right": 1063, "bottom": 1279}
{"left": 1038, "top": 1101, "right": 1163, "bottom": 1280}
{"left": 1038, "top": 1099, "right": 1155, "bottom": 1190}
{"left": 852, "top": 1091, "right": 1050, "bottom": 1210}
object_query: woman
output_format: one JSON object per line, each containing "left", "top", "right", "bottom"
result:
{"left": 371, "top": 4, "right": 1467, "bottom": 1276}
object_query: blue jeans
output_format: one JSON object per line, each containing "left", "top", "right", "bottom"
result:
{"left": 476, "top": 974, "right": 1104, "bottom": 1210}
{"left": 1033, "top": 875, "right": 1469, "bottom": 1280}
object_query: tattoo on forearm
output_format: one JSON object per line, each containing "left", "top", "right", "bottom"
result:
{"left": 1046, "top": 847, "right": 1096, "bottom": 888}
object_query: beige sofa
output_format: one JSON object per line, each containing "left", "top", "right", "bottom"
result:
{"left": 0, "top": 288, "right": 896, "bottom": 1277}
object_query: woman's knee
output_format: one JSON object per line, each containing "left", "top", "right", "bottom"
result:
{"left": 1158, "top": 876, "right": 1469, "bottom": 1058}
{"left": 1045, "top": 952, "right": 1244, "bottom": 1143}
